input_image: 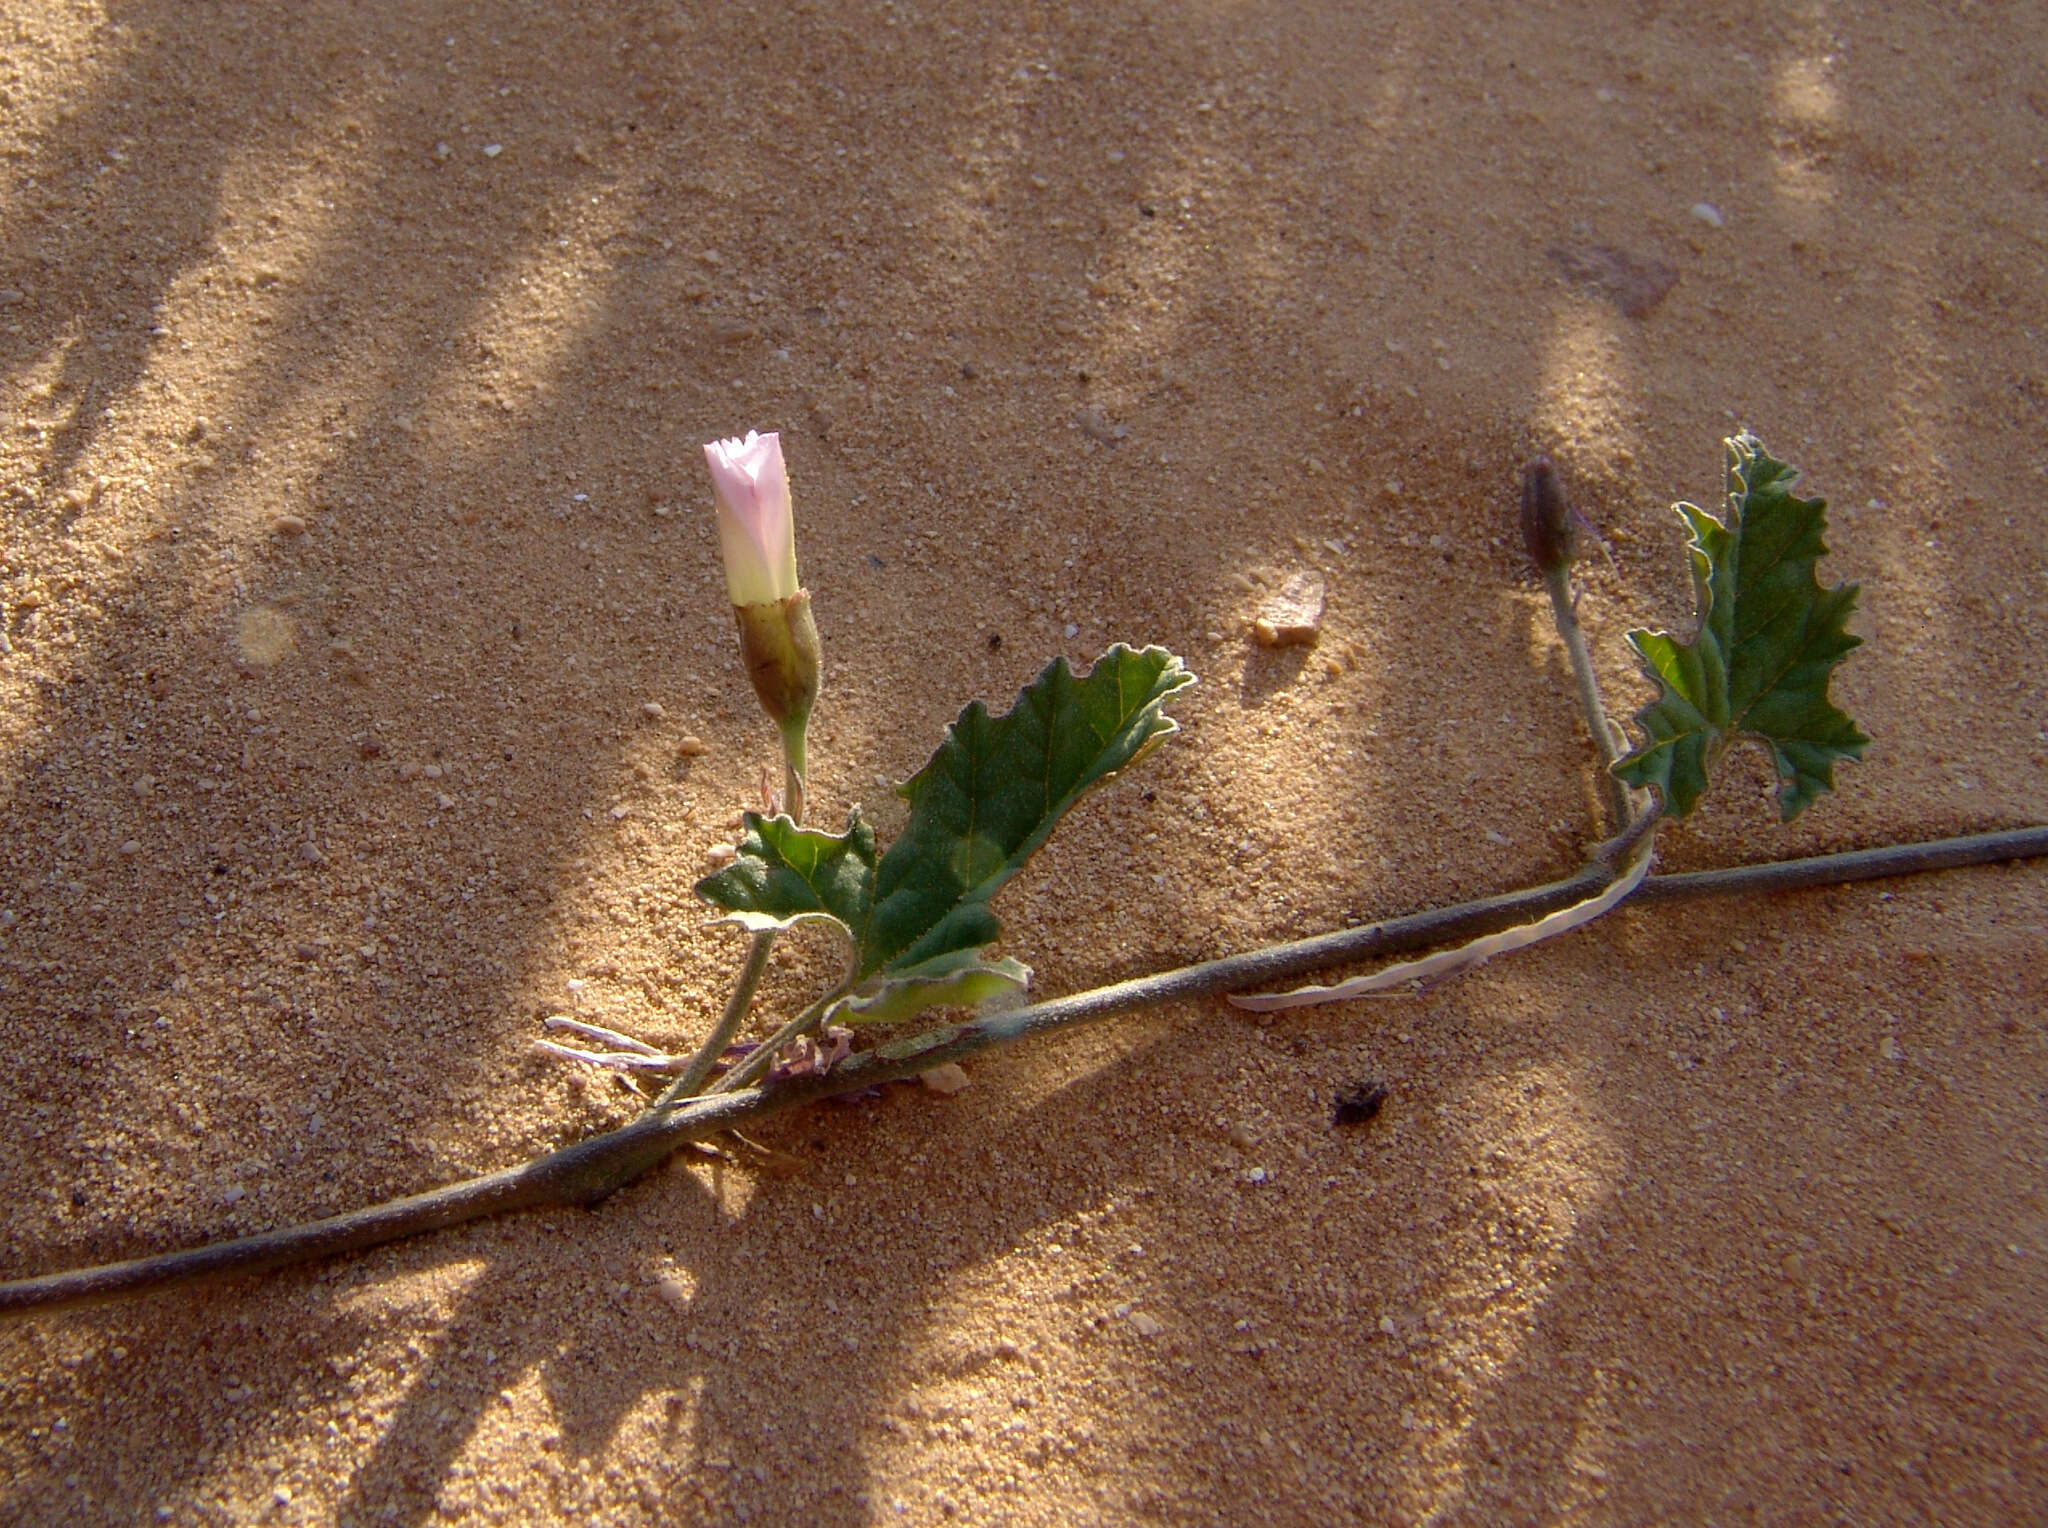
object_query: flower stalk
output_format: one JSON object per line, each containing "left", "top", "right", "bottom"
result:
{"left": 1524, "top": 458, "right": 1633, "bottom": 832}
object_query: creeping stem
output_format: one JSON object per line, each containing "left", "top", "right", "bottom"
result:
{"left": 4, "top": 822, "right": 2044, "bottom": 1318}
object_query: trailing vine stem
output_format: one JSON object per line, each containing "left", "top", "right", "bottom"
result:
{"left": 2, "top": 821, "right": 2042, "bottom": 1319}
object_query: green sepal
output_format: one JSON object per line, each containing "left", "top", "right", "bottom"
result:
{"left": 1613, "top": 433, "right": 1868, "bottom": 820}
{"left": 831, "top": 950, "right": 1032, "bottom": 1027}
{"left": 694, "top": 810, "right": 876, "bottom": 937}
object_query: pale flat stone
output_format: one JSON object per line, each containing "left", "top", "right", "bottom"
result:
{"left": 1252, "top": 570, "right": 1326, "bottom": 647}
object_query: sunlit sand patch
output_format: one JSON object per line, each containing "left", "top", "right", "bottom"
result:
{"left": 420, "top": 1362, "right": 700, "bottom": 1519}
{"left": 465, "top": 175, "right": 632, "bottom": 420}
{"left": 166, "top": 1259, "right": 499, "bottom": 1518}
{"left": 1855, "top": 226, "right": 1971, "bottom": 724}
{"left": 232, "top": 604, "right": 295, "bottom": 670}
{"left": 1556, "top": 1361, "right": 1625, "bottom": 1515}
{"left": 1388, "top": 1059, "right": 1624, "bottom": 1521}
{"left": 1770, "top": 47, "right": 1842, "bottom": 218}
{"left": 331, "top": 1256, "right": 494, "bottom": 1321}
{"left": 0, "top": 4, "right": 113, "bottom": 194}
{"left": 1532, "top": 304, "right": 1638, "bottom": 462}
{"left": 1775, "top": 53, "right": 1840, "bottom": 131}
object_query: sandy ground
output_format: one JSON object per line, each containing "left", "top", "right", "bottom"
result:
{"left": 2, "top": 0, "right": 2044, "bottom": 1523}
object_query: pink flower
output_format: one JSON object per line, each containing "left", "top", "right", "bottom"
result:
{"left": 702, "top": 430, "right": 799, "bottom": 607}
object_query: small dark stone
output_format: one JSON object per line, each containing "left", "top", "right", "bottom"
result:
{"left": 1332, "top": 1079, "right": 1388, "bottom": 1127}
{"left": 986, "top": 631, "right": 1003, "bottom": 652}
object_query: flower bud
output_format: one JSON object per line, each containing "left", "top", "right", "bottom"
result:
{"left": 703, "top": 430, "right": 799, "bottom": 607}
{"left": 702, "top": 431, "right": 820, "bottom": 767}
{"left": 1520, "top": 456, "right": 1576, "bottom": 575}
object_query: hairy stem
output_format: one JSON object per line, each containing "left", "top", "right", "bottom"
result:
{"left": 653, "top": 932, "right": 776, "bottom": 1106}
{"left": 653, "top": 751, "right": 808, "bottom": 1110}
{"left": 4, "top": 823, "right": 2043, "bottom": 1318}
{"left": 1543, "top": 560, "right": 1634, "bottom": 833}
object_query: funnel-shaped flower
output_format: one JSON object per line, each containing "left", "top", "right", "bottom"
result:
{"left": 704, "top": 430, "right": 799, "bottom": 607}
{"left": 702, "top": 430, "right": 821, "bottom": 791}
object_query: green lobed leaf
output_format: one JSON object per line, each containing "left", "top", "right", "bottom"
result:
{"left": 1613, "top": 433, "right": 1868, "bottom": 820}
{"left": 694, "top": 644, "right": 1194, "bottom": 978}
{"left": 830, "top": 949, "right": 1032, "bottom": 1027}
{"left": 694, "top": 810, "right": 876, "bottom": 936}
{"left": 861, "top": 644, "right": 1195, "bottom": 973}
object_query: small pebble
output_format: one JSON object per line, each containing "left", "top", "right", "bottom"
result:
{"left": 482, "top": 142, "right": 503, "bottom": 158}
{"left": 421, "top": 763, "right": 444, "bottom": 780}
{"left": 435, "top": 792, "right": 456, "bottom": 810}
{"left": 271, "top": 514, "right": 308, "bottom": 537}
{"left": 1253, "top": 570, "right": 1327, "bottom": 647}
{"left": 642, "top": 701, "right": 668, "bottom": 720}
{"left": 705, "top": 844, "right": 738, "bottom": 868}
{"left": 397, "top": 762, "right": 421, "bottom": 781}
{"left": 920, "top": 1062, "right": 971, "bottom": 1095}
{"left": 297, "top": 841, "right": 326, "bottom": 865}
{"left": 678, "top": 735, "right": 709, "bottom": 757}
{"left": 118, "top": 839, "right": 141, "bottom": 857}
{"left": 1076, "top": 404, "right": 1119, "bottom": 443}
{"left": 609, "top": 804, "right": 631, "bottom": 820}
{"left": 358, "top": 739, "right": 384, "bottom": 759}
{"left": 1333, "top": 1080, "right": 1389, "bottom": 1127}
{"left": 1689, "top": 201, "right": 1725, "bottom": 228}
{"left": 1128, "top": 1311, "right": 1162, "bottom": 1338}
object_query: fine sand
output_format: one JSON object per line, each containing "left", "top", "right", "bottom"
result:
{"left": 2, "top": 1, "right": 2043, "bottom": 1523}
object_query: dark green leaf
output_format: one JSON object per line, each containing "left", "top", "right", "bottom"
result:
{"left": 1614, "top": 433, "right": 1868, "bottom": 819}
{"left": 693, "top": 646, "right": 1193, "bottom": 974}
{"left": 866, "top": 645, "right": 1194, "bottom": 973}
{"left": 694, "top": 810, "right": 876, "bottom": 936}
